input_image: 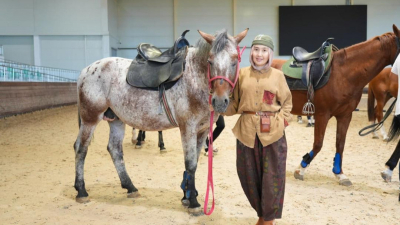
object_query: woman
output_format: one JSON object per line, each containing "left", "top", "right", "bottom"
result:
{"left": 224, "top": 34, "right": 292, "bottom": 225}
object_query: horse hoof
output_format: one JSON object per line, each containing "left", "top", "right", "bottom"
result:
{"left": 127, "top": 191, "right": 140, "bottom": 198}
{"left": 135, "top": 145, "right": 142, "bottom": 149}
{"left": 294, "top": 171, "right": 304, "bottom": 180}
{"left": 339, "top": 179, "right": 352, "bottom": 186}
{"left": 188, "top": 206, "right": 203, "bottom": 215}
{"left": 160, "top": 148, "right": 167, "bottom": 153}
{"left": 181, "top": 199, "right": 190, "bottom": 207}
{"left": 131, "top": 139, "right": 137, "bottom": 144}
{"left": 380, "top": 171, "right": 392, "bottom": 182}
{"left": 382, "top": 137, "right": 389, "bottom": 142}
{"left": 76, "top": 197, "right": 90, "bottom": 203}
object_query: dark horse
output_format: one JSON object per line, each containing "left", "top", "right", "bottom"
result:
{"left": 272, "top": 25, "right": 400, "bottom": 186}
{"left": 367, "top": 67, "right": 397, "bottom": 140}
{"left": 131, "top": 128, "right": 166, "bottom": 151}
{"left": 73, "top": 29, "right": 248, "bottom": 213}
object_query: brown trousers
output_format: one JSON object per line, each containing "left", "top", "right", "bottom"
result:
{"left": 236, "top": 134, "right": 287, "bottom": 221}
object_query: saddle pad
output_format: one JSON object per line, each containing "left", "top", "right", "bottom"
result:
{"left": 282, "top": 44, "right": 334, "bottom": 80}
{"left": 285, "top": 68, "right": 332, "bottom": 91}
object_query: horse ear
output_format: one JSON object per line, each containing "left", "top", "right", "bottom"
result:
{"left": 198, "top": 30, "right": 215, "bottom": 45}
{"left": 234, "top": 28, "right": 249, "bottom": 44}
{"left": 393, "top": 24, "right": 400, "bottom": 37}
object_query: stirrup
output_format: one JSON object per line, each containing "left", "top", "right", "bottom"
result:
{"left": 302, "top": 100, "right": 315, "bottom": 115}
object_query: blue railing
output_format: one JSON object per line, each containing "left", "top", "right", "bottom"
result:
{"left": 0, "top": 58, "right": 80, "bottom": 82}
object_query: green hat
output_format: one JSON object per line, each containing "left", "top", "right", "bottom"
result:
{"left": 251, "top": 34, "right": 274, "bottom": 51}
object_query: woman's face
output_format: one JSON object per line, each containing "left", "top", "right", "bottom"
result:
{"left": 251, "top": 45, "right": 270, "bottom": 67}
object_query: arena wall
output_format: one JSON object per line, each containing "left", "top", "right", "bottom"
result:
{"left": 0, "top": 82, "right": 77, "bottom": 118}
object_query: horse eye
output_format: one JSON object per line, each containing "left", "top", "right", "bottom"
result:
{"left": 231, "top": 63, "right": 237, "bottom": 67}
{"left": 207, "top": 60, "right": 213, "bottom": 65}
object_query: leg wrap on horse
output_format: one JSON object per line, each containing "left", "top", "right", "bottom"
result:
{"left": 180, "top": 171, "right": 200, "bottom": 208}
{"left": 332, "top": 153, "right": 342, "bottom": 174}
{"left": 180, "top": 171, "right": 198, "bottom": 199}
{"left": 301, "top": 150, "right": 314, "bottom": 168}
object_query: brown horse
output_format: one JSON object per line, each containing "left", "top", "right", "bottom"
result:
{"left": 272, "top": 24, "right": 400, "bottom": 186}
{"left": 367, "top": 67, "right": 397, "bottom": 140}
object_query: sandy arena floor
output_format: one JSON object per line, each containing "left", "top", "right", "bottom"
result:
{"left": 0, "top": 105, "right": 399, "bottom": 225}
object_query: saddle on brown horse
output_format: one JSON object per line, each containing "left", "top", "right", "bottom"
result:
{"left": 282, "top": 38, "right": 338, "bottom": 114}
{"left": 126, "top": 30, "right": 190, "bottom": 90}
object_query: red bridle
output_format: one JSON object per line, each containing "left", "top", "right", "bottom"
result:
{"left": 204, "top": 45, "right": 246, "bottom": 215}
{"left": 207, "top": 45, "right": 246, "bottom": 91}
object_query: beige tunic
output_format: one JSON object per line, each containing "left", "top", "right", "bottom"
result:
{"left": 224, "top": 66, "right": 293, "bottom": 148}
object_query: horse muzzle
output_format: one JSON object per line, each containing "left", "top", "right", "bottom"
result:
{"left": 211, "top": 95, "right": 229, "bottom": 113}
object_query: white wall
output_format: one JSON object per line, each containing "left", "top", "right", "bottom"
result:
{"left": 0, "top": 36, "right": 34, "bottom": 65}
{"left": 175, "top": 0, "right": 233, "bottom": 44}
{"left": 355, "top": 0, "right": 400, "bottom": 39}
{"left": 117, "top": 0, "right": 174, "bottom": 59}
{"left": 0, "top": 0, "right": 107, "bottom": 36}
{"left": 40, "top": 35, "right": 102, "bottom": 71}
{"left": 0, "top": 0, "right": 399, "bottom": 70}
{"left": 108, "top": 0, "right": 120, "bottom": 52}
{"left": 0, "top": 0, "right": 35, "bottom": 35}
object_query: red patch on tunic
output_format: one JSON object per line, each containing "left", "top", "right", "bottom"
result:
{"left": 263, "top": 90, "right": 275, "bottom": 105}
{"left": 284, "top": 119, "right": 289, "bottom": 127}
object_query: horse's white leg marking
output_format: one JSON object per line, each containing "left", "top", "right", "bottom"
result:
{"left": 380, "top": 124, "right": 389, "bottom": 141}
{"left": 371, "top": 121, "right": 379, "bottom": 139}
{"left": 335, "top": 173, "right": 352, "bottom": 186}
{"left": 294, "top": 164, "right": 307, "bottom": 180}
{"left": 131, "top": 128, "right": 137, "bottom": 144}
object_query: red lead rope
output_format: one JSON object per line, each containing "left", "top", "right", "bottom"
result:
{"left": 204, "top": 45, "right": 246, "bottom": 215}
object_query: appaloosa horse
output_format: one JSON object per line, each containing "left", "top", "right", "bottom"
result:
{"left": 367, "top": 67, "right": 397, "bottom": 140}
{"left": 73, "top": 29, "right": 248, "bottom": 213}
{"left": 272, "top": 24, "right": 400, "bottom": 186}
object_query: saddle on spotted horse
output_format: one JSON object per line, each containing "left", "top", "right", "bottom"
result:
{"left": 125, "top": 30, "right": 190, "bottom": 126}
{"left": 282, "top": 38, "right": 338, "bottom": 115}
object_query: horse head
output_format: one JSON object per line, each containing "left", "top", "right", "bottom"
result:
{"left": 198, "top": 28, "right": 248, "bottom": 113}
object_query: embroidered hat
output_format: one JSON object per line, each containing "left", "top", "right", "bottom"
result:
{"left": 251, "top": 34, "right": 274, "bottom": 51}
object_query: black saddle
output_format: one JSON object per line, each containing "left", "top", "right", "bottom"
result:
{"left": 127, "top": 30, "right": 190, "bottom": 90}
{"left": 293, "top": 37, "right": 334, "bottom": 62}
{"left": 289, "top": 38, "right": 335, "bottom": 90}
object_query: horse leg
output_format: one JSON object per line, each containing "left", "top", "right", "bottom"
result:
{"left": 333, "top": 114, "right": 353, "bottom": 186}
{"left": 294, "top": 113, "right": 330, "bottom": 180}
{"left": 135, "top": 130, "right": 144, "bottom": 149}
{"left": 131, "top": 128, "right": 137, "bottom": 144}
{"left": 74, "top": 122, "right": 99, "bottom": 203}
{"left": 158, "top": 131, "right": 166, "bottom": 151}
{"left": 107, "top": 119, "right": 139, "bottom": 197}
{"left": 179, "top": 127, "right": 207, "bottom": 214}
{"left": 375, "top": 100, "right": 389, "bottom": 140}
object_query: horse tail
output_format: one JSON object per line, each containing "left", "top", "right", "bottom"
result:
{"left": 367, "top": 86, "right": 375, "bottom": 122}
{"left": 388, "top": 114, "right": 400, "bottom": 142}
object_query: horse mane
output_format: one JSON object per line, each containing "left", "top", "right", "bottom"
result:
{"left": 334, "top": 32, "right": 395, "bottom": 63}
{"left": 376, "top": 32, "right": 395, "bottom": 52}
{"left": 193, "top": 29, "right": 234, "bottom": 71}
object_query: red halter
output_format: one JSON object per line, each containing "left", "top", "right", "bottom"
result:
{"left": 204, "top": 45, "right": 246, "bottom": 215}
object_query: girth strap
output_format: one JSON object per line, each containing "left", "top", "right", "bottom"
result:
{"left": 158, "top": 84, "right": 178, "bottom": 127}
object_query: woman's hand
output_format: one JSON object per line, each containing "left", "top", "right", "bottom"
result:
{"left": 209, "top": 104, "right": 214, "bottom": 112}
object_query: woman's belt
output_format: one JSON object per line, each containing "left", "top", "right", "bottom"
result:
{"left": 242, "top": 111, "right": 276, "bottom": 116}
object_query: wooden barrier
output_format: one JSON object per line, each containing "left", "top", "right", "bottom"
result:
{"left": 0, "top": 82, "right": 77, "bottom": 118}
